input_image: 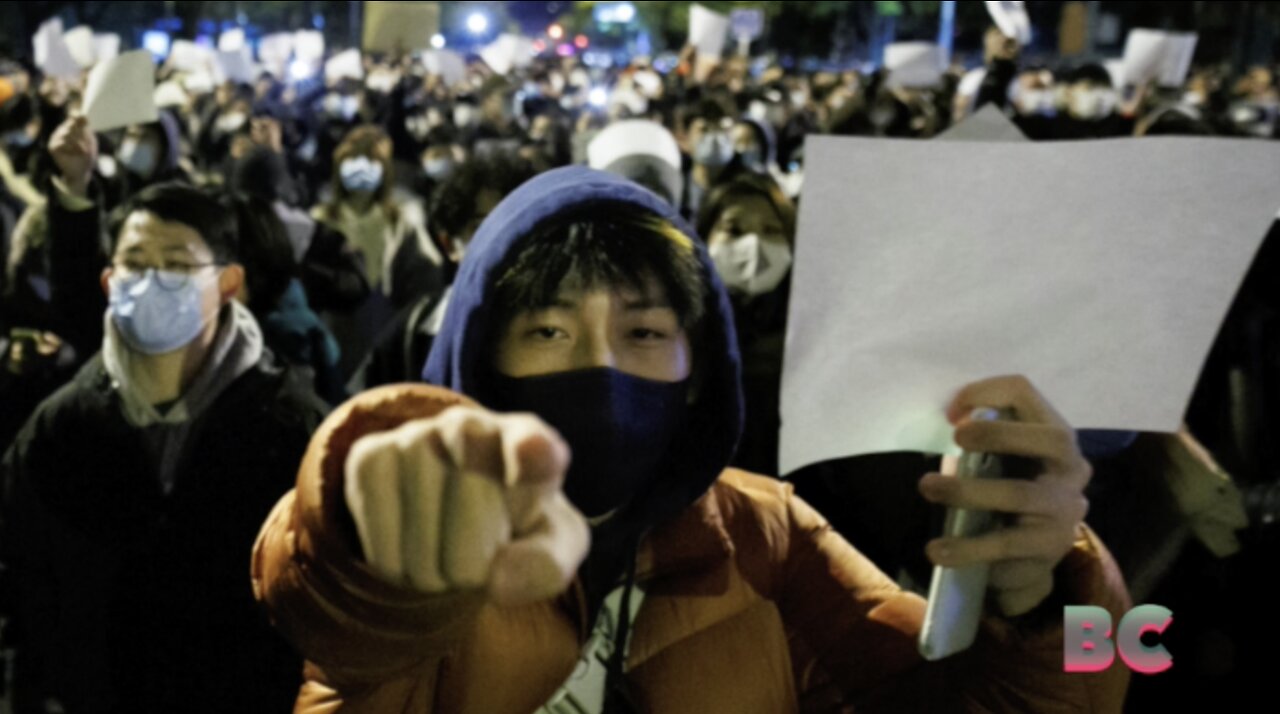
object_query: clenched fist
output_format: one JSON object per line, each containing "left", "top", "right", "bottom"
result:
{"left": 344, "top": 406, "right": 591, "bottom": 606}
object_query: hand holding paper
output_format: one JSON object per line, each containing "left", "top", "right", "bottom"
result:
{"left": 49, "top": 115, "right": 98, "bottom": 197}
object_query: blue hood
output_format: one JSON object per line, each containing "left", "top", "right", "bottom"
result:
{"left": 424, "top": 166, "right": 744, "bottom": 524}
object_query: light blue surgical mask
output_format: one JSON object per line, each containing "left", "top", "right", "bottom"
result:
{"left": 109, "top": 268, "right": 219, "bottom": 354}
{"left": 423, "top": 157, "right": 454, "bottom": 181}
{"left": 3, "top": 129, "right": 34, "bottom": 148}
{"left": 340, "top": 157, "right": 384, "bottom": 193}
{"left": 323, "top": 94, "right": 360, "bottom": 121}
{"left": 694, "top": 132, "right": 734, "bottom": 168}
{"left": 118, "top": 138, "right": 160, "bottom": 179}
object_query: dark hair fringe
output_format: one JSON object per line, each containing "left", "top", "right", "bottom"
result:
{"left": 489, "top": 203, "right": 709, "bottom": 335}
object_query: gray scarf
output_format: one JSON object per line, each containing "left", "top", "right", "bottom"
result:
{"left": 102, "top": 301, "right": 265, "bottom": 492}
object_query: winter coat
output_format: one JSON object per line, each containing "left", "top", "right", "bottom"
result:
{"left": 0, "top": 335, "right": 328, "bottom": 712}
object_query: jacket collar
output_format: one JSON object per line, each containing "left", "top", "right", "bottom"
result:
{"left": 634, "top": 482, "right": 734, "bottom": 583}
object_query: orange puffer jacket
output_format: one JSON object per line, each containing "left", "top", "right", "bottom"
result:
{"left": 252, "top": 384, "right": 1132, "bottom": 713}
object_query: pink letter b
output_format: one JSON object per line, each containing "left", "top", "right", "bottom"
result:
{"left": 1063, "top": 605, "right": 1115, "bottom": 673}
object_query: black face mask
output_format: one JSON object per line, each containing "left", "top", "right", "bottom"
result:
{"left": 486, "top": 368, "right": 689, "bottom": 518}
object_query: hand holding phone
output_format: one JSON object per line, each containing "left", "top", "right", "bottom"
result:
{"left": 916, "top": 376, "right": 1094, "bottom": 660}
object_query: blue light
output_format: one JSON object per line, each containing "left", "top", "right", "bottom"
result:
{"left": 288, "top": 59, "right": 314, "bottom": 82}
{"left": 142, "top": 30, "right": 171, "bottom": 59}
{"left": 594, "top": 2, "right": 637, "bottom": 24}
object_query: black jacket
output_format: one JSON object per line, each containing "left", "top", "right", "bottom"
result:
{"left": 0, "top": 352, "right": 328, "bottom": 714}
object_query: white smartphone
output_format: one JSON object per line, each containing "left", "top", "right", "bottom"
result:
{"left": 918, "top": 407, "right": 1010, "bottom": 661}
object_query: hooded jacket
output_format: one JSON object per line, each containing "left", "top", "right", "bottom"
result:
{"left": 252, "top": 167, "right": 1131, "bottom": 713}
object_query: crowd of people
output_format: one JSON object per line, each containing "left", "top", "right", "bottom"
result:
{"left": 0, "top": 17, "right": 1277, "bottom": 713}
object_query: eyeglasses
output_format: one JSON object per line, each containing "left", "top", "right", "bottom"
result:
{"left": 112, "top": 262, "right": 221, "bottom": 291}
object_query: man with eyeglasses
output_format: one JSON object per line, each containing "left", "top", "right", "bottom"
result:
{"left": 0, "top": 182, "right": 328, "bottom": 712}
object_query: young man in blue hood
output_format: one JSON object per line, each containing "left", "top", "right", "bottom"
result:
{"left": 253, "top": 166, "right": 1131, "bottom": 712}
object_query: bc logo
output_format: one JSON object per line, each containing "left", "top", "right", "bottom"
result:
{"left": 1063, "top": 605, "right": 1173, "bottom": 674}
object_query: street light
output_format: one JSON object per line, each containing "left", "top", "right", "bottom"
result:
{"left": 548, "top": 23, "right": 564, "bottom": 40}
{"left": 288, "top": 59, "right": 315, "bottom": 82}
{"left": 431, "top": 33, "right": 447, "bottom": 49}
{"left": 466, "top": 12, "right": 489, "bottom": 35}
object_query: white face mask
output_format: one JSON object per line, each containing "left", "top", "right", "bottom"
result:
{"left": 215, "top": 111, "right": 248, "bottom": 134}
{"left": 709, "top": 233, "right": 792, "bottom": 296}
{"left": 1013, "top": 88, "right": 1057, "bottom": 116}
{"left": 453, "top": 105, "right": 477, "bottom": 128}
{"left": 1069, "top": 87, "right": 1118, "bottom": 121}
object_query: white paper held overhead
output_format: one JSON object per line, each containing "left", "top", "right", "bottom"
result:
{"left": 63, "top": 26, "right": 98, "bottom": 68}
{"left": 779, "top": 136, "right": 1280, "bottom": 474}
{"left": 325, "top": 49, "right": 365, "bottom": 83}
{"left": 168, "top": 40, "right": 213, "bottom": 73}
{"left": 215, "top": 47, "right": 257, "bottom": 84}
{"left": 218, "top": 28, "right": 246, "bottom": 52}
{"left": 294, "top": 31, "right": 326, "bottom": 63}
{"left": 884, "top": 42, "right": 944, "bottom": 88}
{"left": 423, "top": 49, "right": 466, "bottom": 87}
{"left": 33, "top": 18, "right": 81, "bottom": 80}
{"left": 1121, "top": 29, "right": 1198, "bottom": 88}
{"left": 363, "top": 1, "right": 441, "bottom": 53}
{"left": 84, "top": 50, "right": 159, "bottom": 132}
{"left": 689, "top": 5, "right": 730, "bottom": 59}
{"left": 93, "top": 34, "right": 121, "bottom": 63}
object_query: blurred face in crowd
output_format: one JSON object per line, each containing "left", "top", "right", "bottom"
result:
{"left": 482, "top": 90, "right": 512, "bottom": 124}
{"left": 731, "top": 123, "right": 765, "bottom": 168}
{"left": 443, "top": 188, "right": 502, "bottom": 262}
{"left": 214, "top": 99, "right": 251, "bottom": 135}
{"left": 1241, "top": 67, "right": 1276, "bottom": 101}
{"left": 687, "top": 115, "right": 735, "bottom": 170}
{"left": 984, "top": 27, "right": 1020, "bottom": 64}
{"left": 118, "top": 124, "right": 165, "bottom": 180}
{"left": 1065, "top": 79, "right": 1117, "bottom": 121}
{"left": 529, "top": 115, "right": 554, "bottom": 142}
{"left": 1011, "top": 70, "right": 1058, "bottom": 117}
{"left": 421, "top": 143, "right": 466, "bottom": 181}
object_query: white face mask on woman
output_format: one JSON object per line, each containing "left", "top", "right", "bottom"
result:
{"left": 709, "top": 233, "right": 792, "bottom": 297}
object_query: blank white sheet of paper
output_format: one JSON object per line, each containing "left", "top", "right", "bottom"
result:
{"left": 84, "top": 50, "right": 158, "bottom": 132}
{"left": 779, "top": 136, "right": 1280, "bottom": 474}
